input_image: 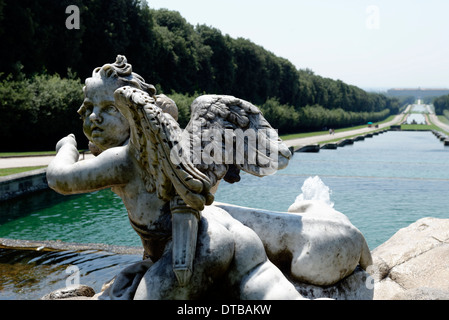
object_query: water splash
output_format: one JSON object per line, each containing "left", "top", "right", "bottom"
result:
{"left": 294, "top": 176, "right": 334, "bottom": 208}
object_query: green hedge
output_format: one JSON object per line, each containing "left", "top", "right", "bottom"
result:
{"left": 0, "top": 72, "right": 86, "bottom": 151}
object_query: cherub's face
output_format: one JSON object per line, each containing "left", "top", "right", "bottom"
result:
{"left": 81, "top": 78, "right": 130, "bottom": 150}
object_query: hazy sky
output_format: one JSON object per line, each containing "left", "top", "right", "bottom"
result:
{"left": 147, "top": 0, "right": 449, "bottom": 90}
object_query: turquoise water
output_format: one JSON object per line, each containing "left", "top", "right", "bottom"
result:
{"left": 215, "top": 130, "right": 449, "bottom": 249}
{"left": 0, "top": 188, "right": 136, "bottom": 246}
{"left": 1, "top": 131, "right": 449, "bottom": 251}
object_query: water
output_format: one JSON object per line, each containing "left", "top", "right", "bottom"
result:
{"left": 1, "top": 130, "right": 449, "bottom": 299}
{"left": 0, "top": 247, "right": 140, "bottom": 300}
{"left": 1, "top": 131, "right": 448, "bottom": 251}
{"left": 292, "top": 176, "right": 334, "bottom": 208}
{"left": 406, "top": 104, "right": 429, "bottom": 124}
{"left": 0, "top": 188, "right": 141, "bottom": 299}
{"left": 411, "top": 104, "right": 431, "bottom": 113}
{"left": 215, "top": 131, "right": 449, "bottom": 249}
{"left": 0, "top": 188, "right": 138, "bottom": 247}
{"left": 406, "top": 113, "right": 426, "bottom": 124}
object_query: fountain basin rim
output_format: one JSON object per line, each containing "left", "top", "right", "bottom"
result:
{"left": 0, "top": 237, "right": 143, "bottom": 256}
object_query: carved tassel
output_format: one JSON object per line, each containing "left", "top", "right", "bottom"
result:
{"left": 170, "top": 196, "right": 201, "bottom": 286}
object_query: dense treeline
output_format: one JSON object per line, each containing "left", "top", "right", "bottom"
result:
{"left": 433, "top": 94, "right": 449, "bottom": 116}
{"left": 0, "top": 0, "right": 401, "bottom": 151}
{"left": 0, "top": 73, "right": 85, "bottom": 151}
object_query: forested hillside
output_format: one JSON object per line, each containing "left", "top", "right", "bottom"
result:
{"left": 0, "top": 0, "right": 401, "bottom": 151}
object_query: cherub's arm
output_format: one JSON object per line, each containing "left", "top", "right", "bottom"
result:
{"left": 46, "top": 134, "right": 133, "bottom": 195}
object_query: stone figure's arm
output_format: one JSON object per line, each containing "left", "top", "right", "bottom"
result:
{"left": 46, "top": 134, "right": 132, "bottom": 195}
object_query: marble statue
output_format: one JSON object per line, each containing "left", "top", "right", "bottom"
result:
{"left": 46, "top": 56, "right": 372, "bottom": 300}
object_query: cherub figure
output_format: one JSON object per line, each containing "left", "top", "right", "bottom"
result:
{"left": 47, "top": 55, "right": 300, "bottom": 299}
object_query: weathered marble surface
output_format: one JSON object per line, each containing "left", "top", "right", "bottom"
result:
{"left": 216, "top": 200, "right": 372, "bottom": 287}
{"left": 372, "top": 217, "right": 449, "bottom": 300}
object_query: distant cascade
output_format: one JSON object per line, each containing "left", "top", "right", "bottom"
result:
{"left": 294, "top": 176, "right": 334, "bottom": 208}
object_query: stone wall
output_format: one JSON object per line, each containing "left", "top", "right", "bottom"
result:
{"left": 0, "top": 168, "right": 48, "bottom": 201}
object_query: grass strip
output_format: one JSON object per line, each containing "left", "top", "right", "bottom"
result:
{"left": 0, "top": 151, "right": 56, "bottom": 157}
{"left": 0, "top": 166, "right": 46, "bottom": 177}
{"left": 279, "top": 115, "right": 396, "bottom": 141}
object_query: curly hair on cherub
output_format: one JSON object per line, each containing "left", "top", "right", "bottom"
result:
{"left": 77, "top": 55, "right": 157, "bottom": 118}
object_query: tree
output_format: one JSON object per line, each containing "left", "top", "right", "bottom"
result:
{"left": 196, "top": 25, "right": 236, "bottom": 94}
{"left": 0, "top": 72, "right": 85, "bottom": 151}
{"left": 259, "top": 98, "right": 300, "bottom": 133}
{"left": 434, "top": 94, "right": 449, "bottom": 115}
{"left": 0, "top": 1, "right": 401, "bottom": 151}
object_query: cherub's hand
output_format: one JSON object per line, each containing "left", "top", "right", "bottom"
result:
{"left": 56, "top": 134, "right": 77, "bottom": 153}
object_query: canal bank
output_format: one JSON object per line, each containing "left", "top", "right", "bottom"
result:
{"left": 293, "top": 129, "right": 389, "bottom": 153}
{"left": 0, "top": 154, "right": 95, "bottom": 201}
{"left": 284, "top": 112, "right": 405, "bottom": 151}
{"left": 0, "top": 168, "right": 48, "bottom": 201}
